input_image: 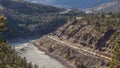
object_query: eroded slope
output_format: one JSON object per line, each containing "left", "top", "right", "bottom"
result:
{"left": 35, "top": 14, "right": 120, "bottom": 68}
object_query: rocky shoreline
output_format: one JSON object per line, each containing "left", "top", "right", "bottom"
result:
{"left": 33, "top": 36, "right": 110, "bottom": 68}
{"left": 33, "top": 42, "right": 75, "bottom": 68}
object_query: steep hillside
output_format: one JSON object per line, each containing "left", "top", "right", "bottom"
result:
{"left": 53, "top": 14, "right": 120, "bottom": 55}
{"left": 0, "top": 0, "right": 68, "bottom": 39}
{"left": 35, "top": 13, "right": 120, "bottom": 68}
{"left": 35, "top": 36, "right": 109, "bottom": 68}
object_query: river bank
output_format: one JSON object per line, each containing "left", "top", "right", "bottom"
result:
{"left": 10, "top": 39, "right": 67, "bottom": 68}
{"left": 9, "top": 35, "right": 75, "bottom": 68}
{"left": 33, "top": 42, "right": 75, "bottom": 68}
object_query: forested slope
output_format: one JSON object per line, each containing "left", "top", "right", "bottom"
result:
{"left": 0, "top": 39, "right": 39, "bottom": 68}
{"left": 0, "top": 8, "right": 38, "bottom": 68}
{"left": 0, "top": 0, "right": 68, "bottom": 39}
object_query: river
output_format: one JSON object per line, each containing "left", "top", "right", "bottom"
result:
{"left": 9, "top": 38, "right": 66, "bottom": 68}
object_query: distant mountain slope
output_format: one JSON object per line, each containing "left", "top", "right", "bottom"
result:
{"left": 26, "top": 0, "right": 112, "bottom": 9}
{"left": 89, "top": 0, "right": 120, "bottom": 13}
{"left": 0, "top": 0, "right": 63, "bottom": 15}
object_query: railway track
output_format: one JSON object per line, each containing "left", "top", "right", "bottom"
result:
{"left": 47, "top": 35, "right": 112, "bottom": 62}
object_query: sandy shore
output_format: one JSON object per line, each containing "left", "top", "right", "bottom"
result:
{"left": 33, "top": 43, "right": 75, "bottom": 68}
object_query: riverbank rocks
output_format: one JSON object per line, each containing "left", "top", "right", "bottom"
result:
{"left": 35, "top": 36, "right": 109, "bottom": 68}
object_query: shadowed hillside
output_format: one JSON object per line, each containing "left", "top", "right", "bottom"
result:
{"left": 0, "top": 0, "right": 68, "bottom": 40}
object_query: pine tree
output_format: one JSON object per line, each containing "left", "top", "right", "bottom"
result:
{"left": 28, "top": 62, "right": 33, "bottom": 68}
{"left": 110, "top": 40, "right": 120, "bottom": 68}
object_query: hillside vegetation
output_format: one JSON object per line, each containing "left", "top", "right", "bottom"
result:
{"left": 0, "top": 39, "right": 39, "bottom": 68}
{"left": 54, "top": 13, "right": 120, "bottom": 55}
{"left": 110, "top": 40, "right": 120, "bottom": 68}
{"left": 1, "top": 0, "right": 120, "bottom": 68}
{"left": 0, "top": 8, "right": 38, "bottom": 68}
{"left": 35, "top": 13, "right": 120, "bottom": 68}
{"left": 0, "top": 0, "right": 68, "bottom": 39}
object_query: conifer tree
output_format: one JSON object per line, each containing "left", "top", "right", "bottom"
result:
{"left": 110, "top": 40, "right": 120, "bottom": 68}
